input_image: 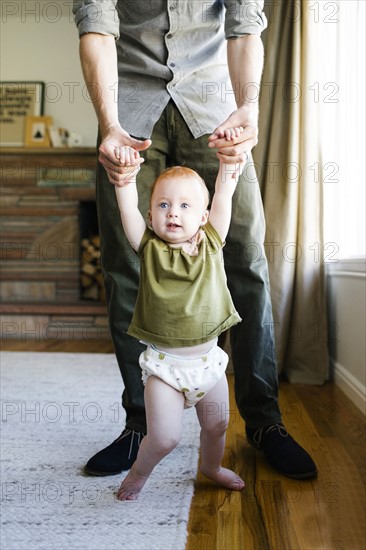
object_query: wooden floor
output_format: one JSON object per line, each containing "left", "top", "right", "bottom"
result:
{"left": 188, "top": 377, "right": 366, "bottom": 550}
{"left": 2, "top": 339, "right": 365, "bottom": 550}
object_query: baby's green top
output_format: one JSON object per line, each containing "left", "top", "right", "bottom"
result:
{"left": 127, "top": 222, "right": 241, "bottom": 347}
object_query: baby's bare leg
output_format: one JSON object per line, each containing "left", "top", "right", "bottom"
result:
{"left": 117, "top": 376, "right": 185, "bottom": 501}
{"left": 195, "top": 375, "right": 244, "bottom": 491}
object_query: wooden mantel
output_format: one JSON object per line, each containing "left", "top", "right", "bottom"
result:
{"left": 1, "top": 147, "right": 96, "bottom": 154}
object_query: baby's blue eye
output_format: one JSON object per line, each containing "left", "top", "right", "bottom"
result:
{"left": 159, "top": 202, "right": 168, "bottom": 208}
{"left": 181, "top": 203, "right": 189, "bottom": 209}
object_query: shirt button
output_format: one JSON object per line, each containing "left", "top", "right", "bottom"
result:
{"left": 169, "top": 5, "right": 176, "bottom": 10}
{"left": 170, "top": 62, "right": 176, "bottom": 67}
{"left": 167, "top": 33, "right": 173, "bottom": 39}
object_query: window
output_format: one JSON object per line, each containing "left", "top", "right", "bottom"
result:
{"left": 320, "top": 0, "right": 365, "bottom": 259}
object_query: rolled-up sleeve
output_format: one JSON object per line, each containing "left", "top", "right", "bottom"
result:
{"left": 73, "top": 0, "right": 119, "bottom": 39}
{"left": 224, "top": 0, "right": 267, "bottom": 38}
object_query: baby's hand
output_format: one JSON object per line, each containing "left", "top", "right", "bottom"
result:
{"left": 215, "top": 127, "right": 248, "bottom": 172}
{"left": 113, "top": 146, "right": 144, "bottom": 186}
{"left": 217, "top": 127, "right": 246, "bottom": 182}
{"left": 215, "top": 126, "right": 245, "bottom": 142}
{"left": 114, "top": 145, "right": 141, "bottom": 166}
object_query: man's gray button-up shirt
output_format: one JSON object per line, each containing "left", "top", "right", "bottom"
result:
{"left": 73, "top": 1, "right": 267, "bottom": 139}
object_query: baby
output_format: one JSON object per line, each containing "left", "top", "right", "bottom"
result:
{"left": 114, "top": 127, "right": 246, "bottom": 500}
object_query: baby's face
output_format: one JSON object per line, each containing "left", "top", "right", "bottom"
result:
{"left": 149, "top": 176, "right": 209, "bottom": 246}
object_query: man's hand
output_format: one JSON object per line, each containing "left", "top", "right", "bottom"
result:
{"left": 208, "top": 105, "right": 258, "bottom": 164}
{"left": 99, "top": 125, "right": 151, "bottom": 185}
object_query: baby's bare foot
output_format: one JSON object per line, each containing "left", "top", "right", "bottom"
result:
{"left": 116, "top": 467, "right": 149, "bottom": 501}
{"left": 201, "top": 466, "right": 245, "bottom": 491}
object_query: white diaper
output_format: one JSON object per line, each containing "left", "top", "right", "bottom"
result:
{"left": 139, "top": 343, "right": 228, "bottom": 407}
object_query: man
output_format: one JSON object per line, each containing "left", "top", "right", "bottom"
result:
{"left": 73, "top": 0, "right": 317, "bottom": 479}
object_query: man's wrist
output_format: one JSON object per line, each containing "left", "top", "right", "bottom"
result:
{"left": 100, "top": 122, "right": 123, "bottom": 140}
{"left": 236, "top": 103, "right": 259, "bottom": 126}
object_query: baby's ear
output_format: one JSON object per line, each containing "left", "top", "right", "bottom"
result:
{"left": 200, "top": 209, "right": 210, "bottom": 226}
{"left": 147, "top": 210, "right": 153, "bottom": 226}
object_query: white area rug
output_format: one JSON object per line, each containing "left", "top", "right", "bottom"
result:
{"left": 0, "top": 352, "right": 200, "bottom": 550}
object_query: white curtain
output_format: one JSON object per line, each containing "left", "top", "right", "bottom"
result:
{"left": 253, "top": 1, "right": 330, "bottom": 383}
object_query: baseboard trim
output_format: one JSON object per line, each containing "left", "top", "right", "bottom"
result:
{"left": 332, "top": 359, "right": 366, "bottom": 415}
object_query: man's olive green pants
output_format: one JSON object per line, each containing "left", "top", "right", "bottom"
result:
{"left": 96, "top": 102, "right": 282, "bottom": 432}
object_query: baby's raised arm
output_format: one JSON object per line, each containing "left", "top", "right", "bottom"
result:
{"left": 209, "top": 127, "right": 246, "bottom": 242}
{"left": 114, "top": 146, "right": 147, "bottom": 251}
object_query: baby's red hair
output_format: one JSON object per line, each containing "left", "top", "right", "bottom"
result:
{"left": 150, "top": 166, "right": 210, "bottom": 208}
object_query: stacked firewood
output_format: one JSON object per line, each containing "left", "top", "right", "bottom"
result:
{"left": 80, "top": 235, "right": 105, "bottom": 302}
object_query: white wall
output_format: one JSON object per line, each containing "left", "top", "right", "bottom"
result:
{"left": 327, "top": 260, "right": 366, "bottom": 414}
{"left": 0, "top": 1, "right": 98, "bottom": 146}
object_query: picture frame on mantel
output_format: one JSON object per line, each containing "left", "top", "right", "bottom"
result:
{"left": 25, "top": 115, "right": 53, "bottom": 148}
{"left": 0, "top": 81, "right": 45, "bottom": 147}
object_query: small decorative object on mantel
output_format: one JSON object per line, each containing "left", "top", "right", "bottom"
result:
{"left": 49, "top": 126, "right": 83, "bottom": 148}
{"left": 48, "top": 126, "right": 69, "bottom": 148}
{"left": 25, "top": 115, "right": 53, "bottom": 148}
{"left": 0, "top": 81, "right": 45, "bottom": 146}
{"left": 68, "top": 132, "right": 83, "bottom": 147}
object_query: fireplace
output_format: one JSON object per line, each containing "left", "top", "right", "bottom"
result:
{"left": 0, "top": 148, "right": 110, "bottom": 341}
{"left": 79, "top": 201, "right": 105, "bottom": 302}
